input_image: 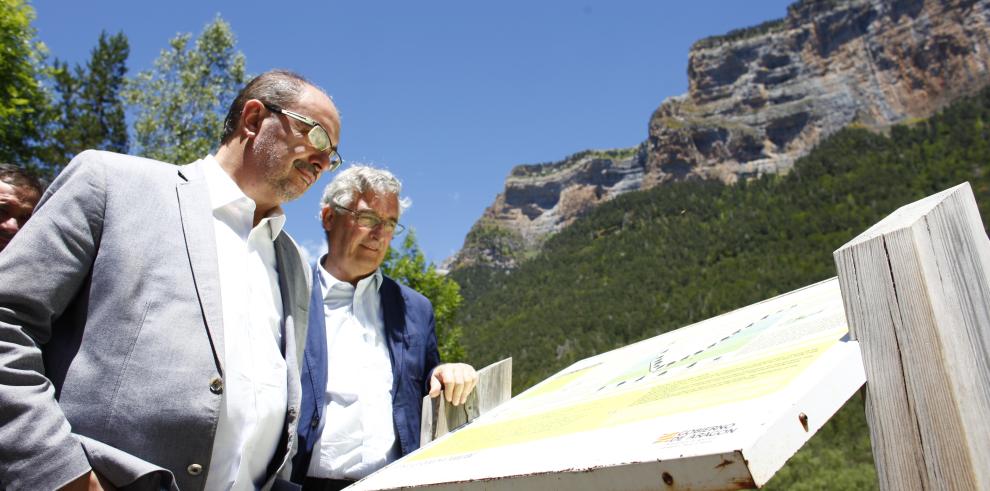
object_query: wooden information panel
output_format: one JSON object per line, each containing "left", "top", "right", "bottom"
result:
{"left": 352, "top": 278, "right": 865, "bottom": 490}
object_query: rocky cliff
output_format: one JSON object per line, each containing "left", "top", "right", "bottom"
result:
{"left": 450, "top": 0, "right": 990, "bottom": 270}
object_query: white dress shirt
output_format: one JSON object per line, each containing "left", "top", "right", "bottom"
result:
{"left": 307, "top": 262, "right": 398, "bottom": 480}
{"left": 199, "top": 155, "right": 289, "bottom": 491}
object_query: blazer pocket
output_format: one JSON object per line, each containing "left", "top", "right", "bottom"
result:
{"left": 77, "top": 434, "right": 177, "bottom": 490}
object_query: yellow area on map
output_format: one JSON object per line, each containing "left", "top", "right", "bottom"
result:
{"left": 519, "top": 363, "right": 599, "bottom": 400}
{"left": 411, "top": 339, "right": 836, "bottom": 462}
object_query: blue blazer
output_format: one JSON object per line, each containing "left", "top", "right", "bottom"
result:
{"left": 293, "top": 263, "right": 441, "bottom": 482}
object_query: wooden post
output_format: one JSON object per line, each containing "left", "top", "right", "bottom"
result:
{"left": 834, "top": 182, "right": 990, "bottom": 490}
{"left": 420, "top": 358, "right": 512, "bottom": 447}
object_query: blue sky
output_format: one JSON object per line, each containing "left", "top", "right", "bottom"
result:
{"left": 31, "top": 0, "right": 793, "bottom": 265}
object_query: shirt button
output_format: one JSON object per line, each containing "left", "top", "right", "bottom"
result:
{"left": 187, "top": 464, "right": 203, "bottom": 476}
{"left": 209, "top": 376, "right": 223, "bottom": 394}
{"left": 287, "top": 406, "right": 297, "bottom": 423}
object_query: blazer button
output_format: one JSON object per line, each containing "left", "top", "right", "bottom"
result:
{"left": 187, "top": 464, "right": 203, "bottom": 476}
{"left": 209, "top": 376, "right": 223, "bottom": 394}
{"left": 310, "top": 415, "right": 320, "bottom": 428}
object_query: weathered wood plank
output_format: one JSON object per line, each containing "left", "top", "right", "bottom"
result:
{"left": 834, "top": 182, "right": 990, "bottom": 490}
{"left": 420, "top": 358, "right": 512, "bottom": 447}
{"left": 835, "top": 237, "right": 928, "bottom": 490}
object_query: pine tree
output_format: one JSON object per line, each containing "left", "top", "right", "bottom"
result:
{"left": 81, "top": 31, "right": 129, "bottom": 154}
{"left": 43, "top": 31, "right": 130, "bottom": 174}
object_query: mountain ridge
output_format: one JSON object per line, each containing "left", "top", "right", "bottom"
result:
{"left": 449, "top": 0, "right": 990, "bottom": 271}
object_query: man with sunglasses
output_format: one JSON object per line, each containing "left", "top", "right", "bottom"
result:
{"left": 292, "top": 166, "right": 477, "bottom": 491}
{"left": 0, "top": 70, "right": 340, "bottom": 490}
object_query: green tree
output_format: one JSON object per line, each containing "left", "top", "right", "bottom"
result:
{"left": 383, "top": 231, "right": 468, "bottom": 361}
{"left": 125, "top": 15, "right": 246, "bottom": 164}
{"left": 0, "top": 0, "right": 49, "bottom": 168}
{"left": 78, "top": 31, "right": 129, "bottom": 154}
{"left": 43, "top": 31, "right": 129, "bottom": 173}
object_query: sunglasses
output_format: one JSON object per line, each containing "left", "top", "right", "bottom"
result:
{"left": 263, "top": 102, "right": 343, "bottom": 172}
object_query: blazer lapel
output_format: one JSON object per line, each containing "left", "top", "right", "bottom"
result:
{"left": 381, "top": 276, "right": 407, "bottom": 396}
{"left": 274, "top": 235, "right": 309, "bottom": 367}
{"left": 299, "top": 260, "right": 328, "bottom": 457}
{"left": 176, "top": 162, "right": 226, "bottom": 374}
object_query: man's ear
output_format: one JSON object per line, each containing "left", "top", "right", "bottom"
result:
{"left": 321, "top": 206, "right": 334, "bottom": 232}
{"left": 241, "top": 99, "right": 266, "bottom": 139}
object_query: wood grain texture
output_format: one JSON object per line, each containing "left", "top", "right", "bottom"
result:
{"left": 834, "top": 182, "right": 990, "bottom": 490}
{"left": 420, "top": 358, "right": 512, "bottom": 447}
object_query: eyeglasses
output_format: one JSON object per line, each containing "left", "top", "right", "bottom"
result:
{"left": 263, "top": 102, "right": 343, "bottom": 172}
{"left": 334, "top": 204, "right": 405, "bottom": 235}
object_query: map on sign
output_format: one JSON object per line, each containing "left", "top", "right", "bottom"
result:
{"left": 353, "top": 278, "right": 865, "bottom": 490}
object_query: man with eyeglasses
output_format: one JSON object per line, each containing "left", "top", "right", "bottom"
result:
{"left": 0, "top": 70, "right": 341, "bottom": 490}
{"left": 292, "top": 166, "right": 478, "bottom": 491}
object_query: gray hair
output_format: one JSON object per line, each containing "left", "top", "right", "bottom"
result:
{"left": 320, "top": 165, "right": 411, "bottom": 216}
{"left": 220, "top": 69, "right": 322, "bottom": 144}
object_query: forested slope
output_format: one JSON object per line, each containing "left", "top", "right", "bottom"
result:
{"left": 452, "top": 85, "right": 990, "bottom": 489}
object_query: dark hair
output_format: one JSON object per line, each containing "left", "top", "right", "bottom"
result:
{"left": 220, "top": 69, "right": 313, "bottom": 145}
{"left": 0, "top": 164, "right": 45, "bottom": 195}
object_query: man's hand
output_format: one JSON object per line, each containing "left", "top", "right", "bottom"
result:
{"left": 429, "top": 363, "right": 478, "bottom": 406}
{"left": 59, "top": 471, "right": 113, "bottom": 491}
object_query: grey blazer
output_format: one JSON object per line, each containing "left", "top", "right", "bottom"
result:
{"left": 0, "top": 151, "right": 310, "bottom": 490}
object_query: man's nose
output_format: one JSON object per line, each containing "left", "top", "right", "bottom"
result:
{"left": 368, "top": 222, "right": 389, "bottom": 240}
{"left": 0, "top": 217, "right": 20, "bottom": 234}
{"left": 308, "top": 152, "right": 330, "bottom": 175}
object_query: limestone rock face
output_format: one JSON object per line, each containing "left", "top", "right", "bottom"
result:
{"left": 451, "top": 148, "right": 644, "bottom": 270}
{"left": 650, "top": 0, "right": 990, "bottom": 185}
{"left": 451, "top": 0, "right": 990, "bottom": 271}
